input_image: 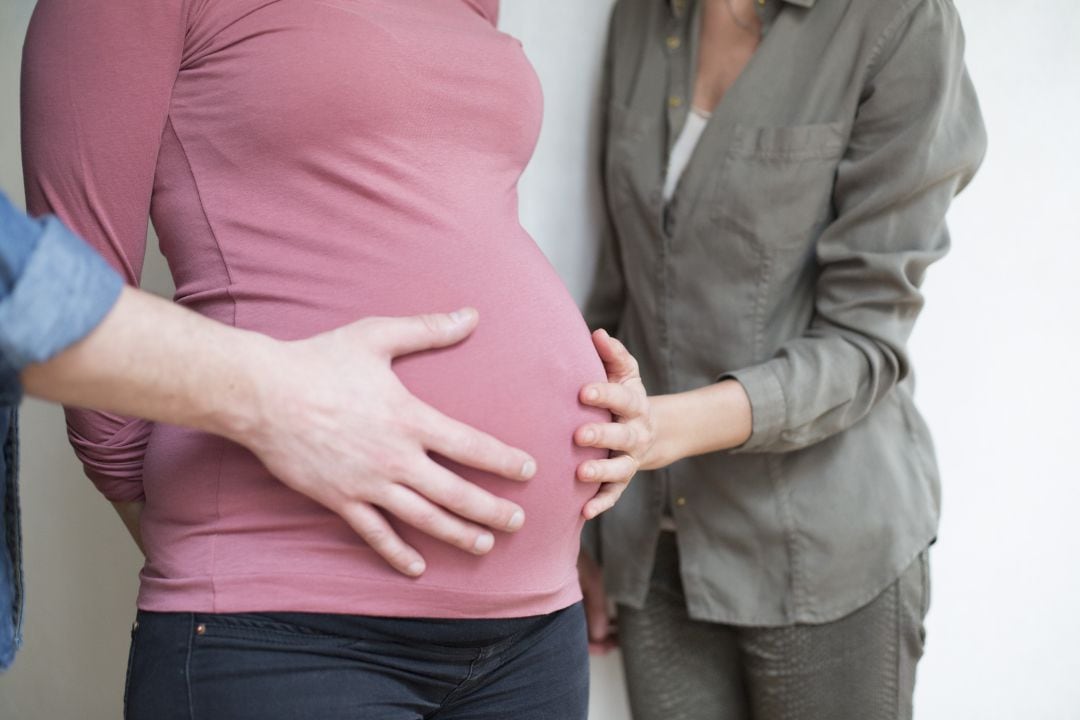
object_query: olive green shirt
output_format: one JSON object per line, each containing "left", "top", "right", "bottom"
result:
{"left": 583, "top": 0, "right": 986, "bottom": 625}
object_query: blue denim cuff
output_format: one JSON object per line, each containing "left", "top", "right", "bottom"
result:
{"left": 0, "top": 196, "right": 37, "bottom": 297}
{"left": 0, "top": 216, "right": 123, "bottom": 375}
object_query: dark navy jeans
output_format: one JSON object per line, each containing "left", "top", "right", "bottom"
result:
{"left": 125, "top": 602, "right": 588, "bottom": 720}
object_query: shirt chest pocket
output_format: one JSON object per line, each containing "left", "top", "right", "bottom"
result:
{"left": 712, "top": 122, "right": 847, "bottom": 246}
{"left": 605, "top": 102, "right": 659, "bottom": 211}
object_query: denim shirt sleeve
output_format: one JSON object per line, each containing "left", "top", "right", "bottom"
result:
{"left": 0, "top": 192, "right": 124, "bottom": 394}
{"left": 0, "top": 196, "right": 36, "bottom": 405}
{"left": 0, "top": 193, "right": 122, "bottom": 671}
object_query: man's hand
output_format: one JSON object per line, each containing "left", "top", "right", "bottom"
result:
{"left": 245, "top": 308, "right": 536, "bottom": 578}
{"left": 574, "top": 329, "right": 655, "bottom": 519}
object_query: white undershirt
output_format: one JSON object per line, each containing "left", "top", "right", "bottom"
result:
{"left": 662, "top": 106, "right": 712, "bottom": 203}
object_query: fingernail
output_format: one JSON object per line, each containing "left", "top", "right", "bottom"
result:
{"left": 585, "top": 387, "right": 599, "bottom": 401}
{"left": 582, "top": 429, "right": 596, "bottom": 444}
{"left": 406, "top": 561, "right": 425, "bottom": 576}
{"left": 520, "top": 458, "right": 537, "bottom": 479}
{"left": 507, "top": 510, "right": 525, "bottom": 531}
{"left": 450, "top": 308, "right": 473, "bottom": 325}
{"left": 474, "top": 533, "right": 495, "bottom": 554}
{"left": 583, "top": 465, "right": 596, "bottom": 479}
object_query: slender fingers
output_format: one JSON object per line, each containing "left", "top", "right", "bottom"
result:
{"left": 578, "top": 453, "right": 639, "bottom": 484}
{"left": 576, "top": 421, "right": 639, "bottom": 453}
{"left": 583, "top": 482, "right": 627, "bottom": 520}
{"left": 591, "top": 328, "right": 639, "bottom": 381}
{"left": 578, "top": 552, "right": 615, "bottom": 650}
{"left": 416, "top": 404, "right": 537, "bottom": 483}
{"left": 379, "top": 483, "right": 500, "bottom": 556}
{"left": 402, "top": 457, "right": 526, "bottom": 533}
{"left": 580, "top": 381, "right": 647, "bottom": 419}
{"left": 582, "top": 578, "right": 611, "bottom": 643}
{"left": 340, "top": 502, "right": 426, "bottom": 577}
{"left": 584, "top": 601, "right": 610, "bottom": 643}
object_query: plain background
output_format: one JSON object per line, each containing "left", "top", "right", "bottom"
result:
{"left": 1, "top": 0, "right": 1078, "bottom": 717}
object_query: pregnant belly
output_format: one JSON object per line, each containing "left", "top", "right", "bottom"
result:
{"left": 385, "top": 247, "right": 610, "bottom": 596}
{"left": 140, "top": 227, "right": 610, "bottom": 611}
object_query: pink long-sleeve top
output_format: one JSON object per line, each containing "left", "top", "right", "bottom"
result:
{"left": 21, "top": 0, "right": 609, "bottom": 618}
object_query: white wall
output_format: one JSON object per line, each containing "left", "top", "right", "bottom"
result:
{"left": 902, "top": 2, "right": 1080, "bottom": 716}
{"left": 2, "top": 1, "right": 1078, "bottom": 718}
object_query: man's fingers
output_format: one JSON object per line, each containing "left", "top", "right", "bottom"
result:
{"left": 403, "top": 458, "right": 526, "bottom": 533}
{"left": 591, "top": 328, "right": 639, "bottom": 382}
{"left": 341, "top": 502, "right": 426, "bottom": 577}
{"left": 379, "top": 484, "right": 502, "bottom": 556}
{"left": 369, "top": 308, "right": 480, "bottom": 358}
{"left": 575, "top": 421, "right": 639, "bottom": 453}
{"left": 580, "top": 381, "right": 647, "bottom": 419}
{"left": 578, "top": 453, "right": 638, "bottom": 484}
{"left": 416, "top": 405, "right": 537, "bottom": 483}
{"left": 583, "top": 483, "right": 627, "bottom": 519}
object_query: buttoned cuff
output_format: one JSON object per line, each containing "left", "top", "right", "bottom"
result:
{"left": 0, "top": 216, "right": 123, "bottom": 373}
{"left": 719, "top": 361, "right": 787, "bottom": 453}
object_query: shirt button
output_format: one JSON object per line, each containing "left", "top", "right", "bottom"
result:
{"left": 668, "top": 95, "right": 684, "bottom": 108}
{"left": 675, "top": 496, "right": 687, "bottom": 507}
{"left": 666, "top": 35, "right": 682, "bottom": 51}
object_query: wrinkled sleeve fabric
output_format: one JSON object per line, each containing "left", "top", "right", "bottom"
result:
{"left": 21, "top": 0, "right": 191, "bottom": 501}
{"left": 0, "top": 194, "right": 123, "bottom": 397}
{"left": 723, "top": 0, "right": 987, "bottom": 453}
{"left": 0, "top": 195, "right": 35, "bottom": 294}
{"left": 0, "top": 194, "right": 39, "bottom": 401}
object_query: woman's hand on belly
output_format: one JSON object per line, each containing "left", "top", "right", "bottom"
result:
{"left": 243, "top": 309, "right": 539, "bottom": 577}
{"left": 573, "top": 329, "right": 656, "bottom": 519}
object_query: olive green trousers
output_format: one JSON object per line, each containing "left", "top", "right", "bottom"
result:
{"left": 618, "top": 532, "right": 930, "bottom": 720}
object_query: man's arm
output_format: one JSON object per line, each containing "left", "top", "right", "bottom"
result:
{"left": 2, "top": 194, "right": 536, "bottom": 576}
{"left": 20, "top": 288, "right": 535, "bottom": 576}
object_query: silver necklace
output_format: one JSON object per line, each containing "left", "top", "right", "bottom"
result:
{"left": 723, "top": 0, "right": 758, "bottom": 33}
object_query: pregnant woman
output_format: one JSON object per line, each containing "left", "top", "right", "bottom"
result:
{"left": 20, "top": 1, "right": 650, "bottom": 718}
